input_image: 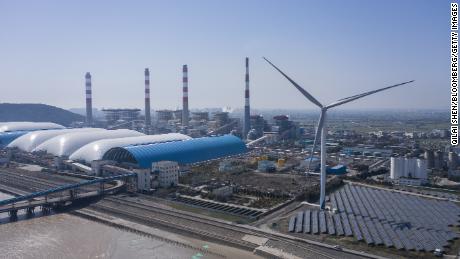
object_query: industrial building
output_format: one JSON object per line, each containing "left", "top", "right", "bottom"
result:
{"left": 102, "top": 109, "right": 141, "bottom": 123}
{"left": 103, "top": 135, "right": 247, "bottom": 168}
{"left": 248, "top": 115, "right": 267, "bottom": 140}
{"left": 157, "top": 110, "right": 174, "bottom": 121}
{"left": 191, "top": 112, "right": 209, "bottom": 121}
{"left": 152, "top": 161, "right": 179, "bottom": 188}
{"left": 69, "top": 133, "right": 191, "bottom": 163}
{"left": 0, "top": 122, "right": 66, "bottom": 148}
{"left": 8, "top": 128, "right": 104, "bottom": 152}
{"left": 7, "top": 126, "right": 246, "bottom": 169}
{"left": 390, "top": 157, "right": 428, "bottom": 185}
{"left": 0, "top": 122, "right": 65, "bottom": 133}
{"left": 33, "top": 129, "right": 143, "bottom": 157}
{"left": 3, "top": 121, "right": 248, "bottom": 192}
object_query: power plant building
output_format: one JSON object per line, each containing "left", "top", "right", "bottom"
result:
{"left": 102, "top": 109, "right": 141, "bottom": 123}
{"left": 157, "top": 110, "right": 174, "bottom": 121}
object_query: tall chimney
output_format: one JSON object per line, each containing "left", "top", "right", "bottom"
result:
{"left": 182, "top": 65, "right": 189, "bottom": 127}
{"left": 243, "top": 57, "right": 250, "bottom": 139}
{"left": 85, "top": 72, "right": 93, "bottom": 126}
{"left": 144, "top": 68, "right": 151, "bottom": 133}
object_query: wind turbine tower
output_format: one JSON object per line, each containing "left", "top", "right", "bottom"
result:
{"left": 264, "top": 57, "right": 414, "bottom": 209}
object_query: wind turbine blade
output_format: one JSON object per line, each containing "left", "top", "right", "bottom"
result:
{"left": 263, "top": 57, "right": 323, "bottom": 108}
{"left": 308, "top": 110, "right": 326, "bottom": 172}
{"left": 326, "top": 80, "right": 414, "bottom": 109}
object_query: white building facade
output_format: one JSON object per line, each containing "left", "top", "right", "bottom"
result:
{"left": 134, "top": 169, "right": 151, "bottom": 192}
{"left": 152, "top": 161, "right": 179, "bottom": 188}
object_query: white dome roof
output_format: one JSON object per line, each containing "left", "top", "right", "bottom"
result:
{"left": 33, "top": 129, "right": 144, "bottom": 157}
{"left": 8, "top": 128, "right": 105, "bottom": 152}
{"left": 69, "top": 133, "right": 191, "bottom": 163}
{"left": 0, "top": 122, "right": 65, "bottom": 132}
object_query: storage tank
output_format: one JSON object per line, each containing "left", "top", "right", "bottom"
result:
{"left": 404, "top": 157, "right": 417, "bottom": 178}
{"left": 434, "top": 151, "right": 444, "bottom": 170}
{"left": 448, "top": 152, "right": 459, "bottom": 170}
{"left": 416, "top": 159, "right": 428, "bottom": 179}
{"left": 424, "top": 150, "right": 434, "bottom": 169}
{"left": 390, "top": 157, "right": 404, "bottom": 179}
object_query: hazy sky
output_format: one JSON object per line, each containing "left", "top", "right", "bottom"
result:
{"left": 0, "top": 0, "right": 449, "bottom": 111}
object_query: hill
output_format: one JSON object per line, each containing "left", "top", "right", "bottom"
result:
{"left": 0, "top": 103, "right": 84, "bottom": 126}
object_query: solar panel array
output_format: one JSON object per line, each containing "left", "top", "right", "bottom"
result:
{"left": 288, "top": 184, "right": 460, "bottom": 252}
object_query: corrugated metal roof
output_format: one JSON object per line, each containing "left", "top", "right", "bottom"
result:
{"left": 69, "top": 133, "right": 191, "bottom": 163}
{"left": 103, "top": 135, "right": 247, "bottom": 168}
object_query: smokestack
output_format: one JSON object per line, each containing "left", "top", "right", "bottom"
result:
{"left": 182, "top": 65, "right": 189, "bottom": 127}
{"left": 243, "top": 57, "right": 250, "bottom": 139}
{"left": 85, "top": 72, "right": 93, "bottom": 126}
{"left": 144, "top": 68, "right": 151, "bottom": 133}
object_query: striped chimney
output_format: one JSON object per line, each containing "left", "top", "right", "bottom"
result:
{"left": 182, "top": 64, "right": 189, "bottom": 127}
{"left": 85, "top": 72, "right": 93, "bottom": 126}
{"left": 144, "top": 68, "right": 151, "bottom": 132}
{"left": 243, "top": 57, "right": 250, "bottom": 139}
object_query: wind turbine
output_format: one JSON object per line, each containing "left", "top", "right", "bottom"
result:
{"left": 263, "top": 57, "right": 414, "bottom": 209}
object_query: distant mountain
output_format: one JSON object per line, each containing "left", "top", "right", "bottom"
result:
{"left": 0, "top": 103, "right": 84, "bottom": 126}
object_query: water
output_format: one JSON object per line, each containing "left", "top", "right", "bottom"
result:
{"left": 0, "top": 192, "right": 207, "bottom": 259}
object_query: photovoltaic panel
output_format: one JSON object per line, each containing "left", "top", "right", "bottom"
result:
{"left": 333, "top": 213, "right": 345, "bottom": 236}
{"left": 295, "top": 211, "right": 304, "bottom": 233}
{"left": 319, "top": 211, "right": 327, "bottom": 233}
{"left": 288, "top": 215, "right": 296, "bottom": 232}
{"left": 303, "top": 210, "right": 311, "bottom": 234}
{"left": 326, "top": 212, "right": 336, "bottom": 235}
{"left": 312, "top": 210, "right": 319, "bottom": 234}
{"left": 364, "top": 218, "right": 382, "bottom": 245}
{"left": 383, "top": 223, "right": 403, "bottom": 250}
{"left": 354, "top": 215, "right": 369, "bottom": 244}
{"left": 340, "top": 212, "right": 353, "bottom": 236}
{"left": 373, "top": 219, "right": 393, "bottom": 248}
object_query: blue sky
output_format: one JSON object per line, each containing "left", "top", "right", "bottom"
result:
{"left": 0, "top": 0, "right": 449, "bottom": 110}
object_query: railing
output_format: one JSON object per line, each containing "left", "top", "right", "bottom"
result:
{"left": 0, "top": 173, "right": 136, "bottom": 206}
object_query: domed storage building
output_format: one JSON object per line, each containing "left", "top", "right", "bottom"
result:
{"left": 69, "top": 133, "right": 192, "bottom": 163}
{"left": 8, "top": 128, "right": 104, "bottom": 152}
{"left": 33, "top": 129, "right": 144, "bottom": 157}
{"left": 103, "top": 135, "right": 247, "bottom": 168}
{"left": 0, "top": 122, "right": 65, "bottom": 132}
{"left": 0, "top": 122, "right": 66, "bottom": 148}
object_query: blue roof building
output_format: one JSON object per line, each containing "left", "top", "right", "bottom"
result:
{"left": 103, "top": 135, "right": 247, "bottom": 168}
